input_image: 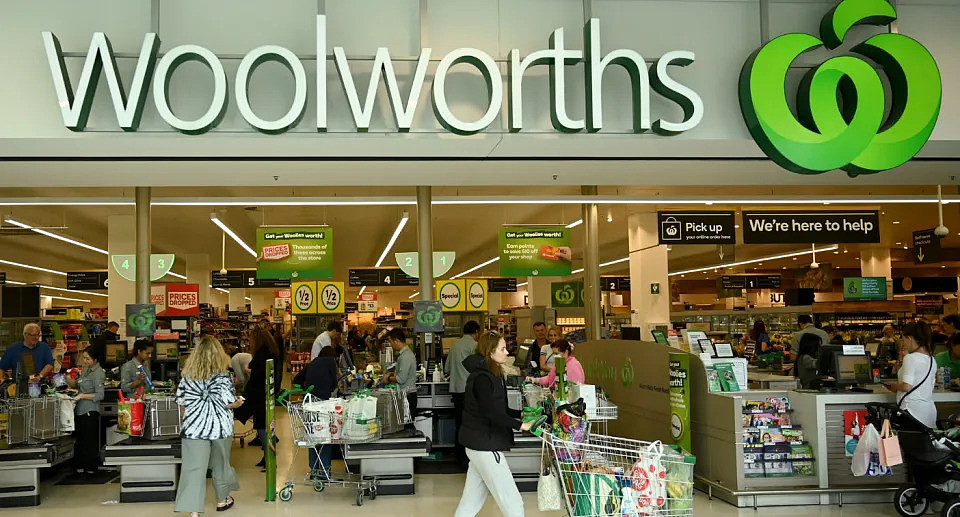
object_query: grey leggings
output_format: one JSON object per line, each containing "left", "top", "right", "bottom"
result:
{"left": 175, "top": 437, "right": 239, "bottom": 514}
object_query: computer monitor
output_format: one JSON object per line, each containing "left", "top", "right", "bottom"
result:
{"left": 698, "top": 339, "right": 716, "bottom": 357}
{"left": 835, "top": 354, "right": 872, "bottom": 386}
{"left": 816, "top": 344, "right": 845, "bottom": 377}
{"left": 714, "top": 343, "right": 735, "bottom": 358}
{"left": 864, "top": 341, "right": 880, "bottom": 358}
{"left": 104, "top": 342, "right": 127, "bottom": 365}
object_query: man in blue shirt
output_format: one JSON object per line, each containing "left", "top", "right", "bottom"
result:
{"left": 0, "top": 323, "right": 55, "bottom": 381}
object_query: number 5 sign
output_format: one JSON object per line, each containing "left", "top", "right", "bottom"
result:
{"left": 291, "top": 281, "right": 317, "bottom": 314}
{"left": 317, "top": 282, "right": 344, "bottom": 314}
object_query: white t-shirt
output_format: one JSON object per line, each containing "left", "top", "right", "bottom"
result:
{"left": 311, "top": 331, "right": 333, "bottom": 360}
{"left": 898, "top": 352, "right": 937, "bottom": 428}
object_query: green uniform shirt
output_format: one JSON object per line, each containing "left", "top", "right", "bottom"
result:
{"left": 935, "top": 351, "right": 960, "bottom": 380}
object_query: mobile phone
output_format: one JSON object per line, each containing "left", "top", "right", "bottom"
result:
{"left": 237, "top": 396, "right": 245, "bottom": 401}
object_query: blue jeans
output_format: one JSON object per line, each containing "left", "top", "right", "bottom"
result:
{"left": 308, "top": 446, "right": 333, "bottom": 478}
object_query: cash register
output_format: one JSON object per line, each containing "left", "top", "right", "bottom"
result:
{"left": 815, "top": 344, "right": 873, "bottom": 393}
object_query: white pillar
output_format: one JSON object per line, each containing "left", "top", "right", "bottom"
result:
{"left": 228, "top": 289, "right": 247, "bottom": 312}
{"left": 185, "top": 254, "right": 212, "bottom": 304}
{"left": 627, "top": 212, "right": 670, "bottom": 331}
{"left": 108, "top": 214, "right": 136, "bottom": 338}
{"left": 860, "top": 248, "right": 893, "bottom": 300}
{"left": 526, "top": 276, "right": 553, "bottom": 307}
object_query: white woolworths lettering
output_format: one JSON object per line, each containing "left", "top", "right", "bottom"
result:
{"left": 41, "top": 15, "right": 702, "bottom": 135}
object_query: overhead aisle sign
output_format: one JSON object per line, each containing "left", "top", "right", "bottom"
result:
{"left": 657, "top": 212, "right": 735, "bottom": 244}
{"left": 395, "top": 252, "right": 456, "bottom": 278}
{"left": 499, "top": 226, "right": 572, "bottom": 277}
{"left": 256, "top": 227, "right": 333, "bottom": 280}
{"left": 112, "top": 254, "right": 176, "bottom": 281}
{"left": 551, "top": 281, "right": 584, "bottom": 308}
{"left": 436, "top": 279, "right": 466, "bottom": 312}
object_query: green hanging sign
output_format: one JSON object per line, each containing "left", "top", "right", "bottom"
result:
{"left": 111, "top": 254, "right": 175, "bottom": 281}
{"left": 551, "top": 281, "right": 584, "bottom": 308}
{"left": 499, "top": 226, "right": 572, "bottom": 277}
{"left": 739, "top": 0, "right": 941, "bottom": 175}
{"left": 256, "top": 227, "right": 334, "bottom": 280}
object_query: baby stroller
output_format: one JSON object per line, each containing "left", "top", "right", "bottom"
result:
{"left": 866, "top": 402, "right": 960, "bottom": 517}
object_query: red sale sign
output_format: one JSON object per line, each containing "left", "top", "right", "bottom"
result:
{"left": 159, "top": 284, "right": 200, "bottom": 316}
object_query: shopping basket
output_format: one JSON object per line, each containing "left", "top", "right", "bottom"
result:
{"left": 543, "top": 430, "right": 695, "bottom": 517}
{"left": 143, "top": 396, "right": 181, "bottom": 440}
{"left": 29, "top": 396, "right": 61, "bottom": 441}
{"left": 372, "top": 386, "right": 407, "bottom": 435}
{"left": 0, "top": 398, "right": 30, "bottom": 446}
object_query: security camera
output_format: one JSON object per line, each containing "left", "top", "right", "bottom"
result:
{"left": 935, "top": 225, "right": 950, "bottom": 238}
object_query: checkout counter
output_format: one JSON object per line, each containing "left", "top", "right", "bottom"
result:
{"left": 345, "top": 429, "right": 430, "bottom": 495}
{"left": 103, "top": 437, "right": 181, "bottom": 502}
{"left": 0, "top": 436, "right": 75, "bottom": 507}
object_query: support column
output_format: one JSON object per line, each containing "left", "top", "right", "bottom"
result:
{"left": 185, "top": 254, "right": 212, "bottom": 304}
{"left": 108, "top": 215, "right": 136, "bottom": 338}
{"left": 417, "top": 187, "right": 434, "bottom": 301}
{"left": 228, "top": 289, "right": 248, "bottom": 312}
{"left": 860, "top": 248, "right": 893, "bottom": 300}
{"left": 526, "top": 276, "right": 553, "bottom": 307}
{"left": 582, "top": 186, "right": 602, "bottom": 341}
{"left": 135, "top": 187, "right": 151, "bottom": 304}
{"left": 628, "top": 212, "right": 670, "bottom": 333}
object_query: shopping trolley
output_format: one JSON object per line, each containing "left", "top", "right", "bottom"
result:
{"left": 538, "top": 428, "right": 695, "bottom": 517}
{"left": 276, "top": 387, "right": 380, "bottom": 506}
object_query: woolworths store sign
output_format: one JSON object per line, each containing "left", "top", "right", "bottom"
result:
{"left": 41, "top": 0, "right": 941, "bottom": 175}
{"left": 42, "top": 16, "right": 702, "bottom": 136}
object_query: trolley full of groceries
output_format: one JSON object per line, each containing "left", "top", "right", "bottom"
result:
{"left": 277, "top": 384, "right": 398, "bottom": 506}
{"left": 522, "top": 358, "right": 696, "bottom": 517}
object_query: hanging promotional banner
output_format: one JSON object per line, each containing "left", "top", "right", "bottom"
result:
{"left": 291, "top": 281, "right": 317, "bottom": 314}
{"left": 256, "top": 227, "right": 333, "bottom": 280}
{"left": 150, "top": 285, "right": 167, "bottom": 314}
{"left": 551, "top": 281, "right": 584, "bottom": 308}
{"left": 669, "top": 353, "right": 691, "bottom": 453}
{"left": 316, "top": 282, "right": 344, "bottom": 314}
{"left": 657, "top": 211, "right": 736, "bottom": 245}
{"left": 742, "top": 211, "right": 880, "bottom": 244}
{"left": 436, "top": 279, "right": 466, "bottom": 312}
{"left": 125, "top": 304, "right": 156, "bottom": 338}
{"left": 413, "top": 300, "right": 444, "bottom": 333}
{"left": 465, "top": 279, "right": 488, "bottom": 312}
{"left": 498, "top": 227, "right": 572, "bottom": 277}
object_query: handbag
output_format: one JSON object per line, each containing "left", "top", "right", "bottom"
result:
{"left": 628, "top": 441, "right": 667, "bottom": 514}
{"left": 117, "top": 387, "right": 145, "bottom": 436}
{"left": 537, "top": 441, "right": 563, "bottom": 511}
{"left": 851, "top": 423, "right": 892, "bottom": 476}
{"left": 878, "top": 418, "right": 903, "bottom": 467}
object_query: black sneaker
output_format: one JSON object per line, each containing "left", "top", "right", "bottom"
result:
{"left": 255, "top": 458, "right": 265, "bottom": 468}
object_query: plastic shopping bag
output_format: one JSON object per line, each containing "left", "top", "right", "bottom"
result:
{"left": 628, "top": 441, "right": 667, "bottom": 514}
{"left": 879, "top": 419, "right": 903, "bottom": 467}
{"left": 851, "top": 423, "right": 893, "bottom": 476}
{"left": 300, "top": 394, "right": 332, "bottom": 444}
{"left": 117, "top": 387, "right": 145, "bottom": 436}
{"left": 56, "top": 393, "right": 76, "bottom": 433}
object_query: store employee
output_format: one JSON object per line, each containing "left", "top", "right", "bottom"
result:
{"left": 120, "top": 339, "right": 154, "bottom": 396}
{"left": 0, "top": 323, "right": 54, "bottom": 381}
{"left": 386, "top": 328, "right": 418, "bottom": 422}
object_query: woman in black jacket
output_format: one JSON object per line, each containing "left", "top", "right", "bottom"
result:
{"left": 242, "top": 327, "right": 282, "bottom": 470}
{"left": 292, "top": 346, "right": 338, "bottom": 479}
{"left": 455, "top": 331, "right": 533, "bottom": 517}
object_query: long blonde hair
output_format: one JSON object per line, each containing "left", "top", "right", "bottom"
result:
{"left": 181, "top": 336, "right": 230, "bottom": 380}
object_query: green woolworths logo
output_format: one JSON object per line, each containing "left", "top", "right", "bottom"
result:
{"left": 416, "top": 306, "right": 442, "bottom": 327}
{"left": 555, "top": 285, "right": 576, "bottom": 304}
{"left": 739, "top": 0, "right": 941, "bottom": 175}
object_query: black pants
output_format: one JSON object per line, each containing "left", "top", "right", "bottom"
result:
{"left": 452, "top": 392, "right": 466, "bottom": 463}
{"left": 74, "top": 411, "right": 101, "bottom": 472}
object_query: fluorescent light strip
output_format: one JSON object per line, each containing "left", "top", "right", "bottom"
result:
{"left": 571, "top": 268, "right": 585, "bottom": 274}
{"left": 359, "top": 286, "right": 367, "bottom": 297}
{"left": 43, "top": 295, "right": 91, "bottom": 303}
{"left": 516, "top": 282, "right": 528, "bottom": 288}
{"left": 166, "top": 272, "right": 187, "bottom": 280}
{"left": 0, "top": 259, "right": 67, "bottom": 276}
{"left": 375, "top": 212, "right": 410, "bottom": 267}
{"left": 210, "top": 215, "right": 257, "bottom": 258}
{"left": 245, "top": 297, "right": 252, "bottom": 301}
{"left": 668, "top": 245, "right": 839, "bottom": 276}
{"left": 4, "top": 280, "right": 25, "bottom": 285}
{"left": 451, "top": 257, "right": 500, "bottom": 279}
{"left": 565, "top": 219, "right": 583, "bottom": 229}
{"left": 408, "top": 291, "right": 420, "bottom": 299}
{"left": 210, "top": 286, "right": 229, "bottom": 294}
{"left": 4, "top": 218, "right": 109, "bottom": 255}
{"left": 600, "top": 257, "right": 630, "bottom": 268}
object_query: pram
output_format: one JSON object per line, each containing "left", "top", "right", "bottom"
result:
{"left": 866, "top": 402, "right": 960, "bottom": 517}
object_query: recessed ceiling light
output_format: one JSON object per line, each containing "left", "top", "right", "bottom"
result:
{"left": 896, "top": 242, "right": 902, "bottom": 245}
{"left": 942, "top": 265, "right": 947, "bottom": 268}
{"left": 667, "top": 247, "right": 672, "bottom": 251}
{"left": 893, "top": 221, "right": 901, "bottom": 224}
{"left": 680, "top": 274, "right": 685, "bottom": 277}
{"left": 833, "top": 251, "right": 839, "bottom": 254}
{"left": 782, "top": 266, "right": 787, "bottom": 269}
{"left": 903, "top": 246, "right": 909, "bottom": 249}
{"left": 735, "top": 224, "right": 740, "bottom": 229}
{"left": 792, "top": 257, "right": 797, "bottom": 260}
{"left": 843, "top": 249, "right": 848, "bottom": 254}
